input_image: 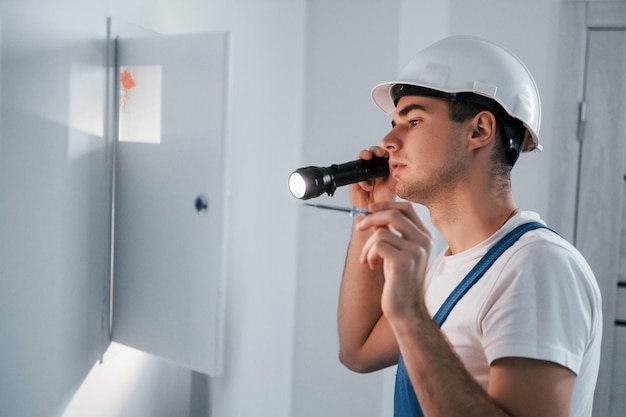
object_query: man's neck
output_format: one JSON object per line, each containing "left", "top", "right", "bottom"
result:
{"left": 429, "top": 190, "right": 518, "bottom": 256}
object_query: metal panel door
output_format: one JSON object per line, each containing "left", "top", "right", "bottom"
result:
{"left": 111, "top": 29, "right": 229, "bottom": 375}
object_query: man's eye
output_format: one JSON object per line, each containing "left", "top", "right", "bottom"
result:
{"left": 409, "top": 119, "right": 421, "bottom": 126}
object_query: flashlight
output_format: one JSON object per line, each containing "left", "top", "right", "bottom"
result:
{"left": 288, "top": 156, "right": 390, "bottom": 200}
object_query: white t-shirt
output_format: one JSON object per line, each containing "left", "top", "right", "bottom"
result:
{"left": 424, "top": 211, "right": 602, "bottom": 417}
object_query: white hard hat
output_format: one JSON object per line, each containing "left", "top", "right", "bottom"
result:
{"left": 371, "top": 36, "right": 541, "bottom": 153}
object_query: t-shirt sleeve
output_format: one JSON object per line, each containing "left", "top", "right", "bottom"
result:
{"left": 480, "top": 238, "right": 598, "bottom": 375}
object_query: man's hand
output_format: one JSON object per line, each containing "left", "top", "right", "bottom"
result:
{"left": 348, "top": 147, "right": 397, "bottom": 209}
{"left": 355, "top": 201, "right": 433, "bottom": 322}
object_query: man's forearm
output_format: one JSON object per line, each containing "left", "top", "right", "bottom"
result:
{"left": 391, "top": 313, "right": 510, "bottom": 417}
{"left": 338, "top": 224, "right": 397, "bottom": 372}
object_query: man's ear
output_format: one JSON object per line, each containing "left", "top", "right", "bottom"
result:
{"left": 468, "top": 110, "right": 497, "bottom": 150}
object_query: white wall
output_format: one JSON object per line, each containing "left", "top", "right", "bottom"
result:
{"left": 0, "top": 0, "right": 304, "bottom": 416}
{"left": 0, "top": 0, "right": 573, "bottom": 416}
{"left": 291, "top": 2, "right": 401, "bottom": 416}
{"left": 0, "top": 2, "right": 112, "bottom": 416}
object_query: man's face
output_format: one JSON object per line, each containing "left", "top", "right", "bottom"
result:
{"left": 382, "top": 95, "right": 470, "bottom": 205}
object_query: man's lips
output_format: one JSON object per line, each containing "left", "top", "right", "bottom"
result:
{"left": 389, "top": 160, "right": 407, "bottom": 174}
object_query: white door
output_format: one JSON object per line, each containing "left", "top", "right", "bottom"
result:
{"left": 110, "top": 25, "right": 229, "bottom": 376}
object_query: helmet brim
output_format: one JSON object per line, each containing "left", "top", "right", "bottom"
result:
{"left": 371, "top": 81, "right": 541, "bottom": 153}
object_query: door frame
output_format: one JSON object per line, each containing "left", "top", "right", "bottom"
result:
{"left": 548, "top": 2, "right": 626, "bottom": 415}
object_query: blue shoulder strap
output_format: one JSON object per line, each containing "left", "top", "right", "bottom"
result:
{"left": 394, "top": 221, "right": 551, "bottom": 417}
{"left": 432, "top": 221, "right": 550, "bottom": 326}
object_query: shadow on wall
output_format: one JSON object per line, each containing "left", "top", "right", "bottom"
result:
{"left": 0, "top": 101, "right": 109, "bottom": 416}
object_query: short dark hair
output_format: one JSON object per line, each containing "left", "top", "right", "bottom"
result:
{"left": 447, "top": 100, "right": 512, "bottom": 172}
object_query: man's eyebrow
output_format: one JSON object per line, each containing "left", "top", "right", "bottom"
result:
{"left": 398, "top": 103, "right": 428, "bottom": 116}
{"left": 391, "top": 103, "right": 429, "bottom": 127}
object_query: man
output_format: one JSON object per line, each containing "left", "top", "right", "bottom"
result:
{"left": 337, "top": 36, "right": 602, "bottom": 417}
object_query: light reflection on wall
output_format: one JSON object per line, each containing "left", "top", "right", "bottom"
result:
{"left": 61, "top": 342, "right": 192, "bottom": 417}
{"left": 67, "top": 62, "right": 105, "bottom": 161}
{"left": 118, "top": 65, "right": 162, "bottom": 144}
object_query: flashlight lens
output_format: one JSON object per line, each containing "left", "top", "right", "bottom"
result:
{"left": 289, "top": 172, "right": 307, "bottom": 199}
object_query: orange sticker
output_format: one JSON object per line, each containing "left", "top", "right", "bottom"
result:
{"left": 120, "top": 69, "right": 136, "bottom": 91}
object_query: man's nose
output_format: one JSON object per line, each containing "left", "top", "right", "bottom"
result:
{"left": 381, "top": 129, "right": 401, "bottom": 152}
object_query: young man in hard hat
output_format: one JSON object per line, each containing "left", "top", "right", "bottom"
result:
{"left": 338, "top": 36, "right": 602, "bottom": 417}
